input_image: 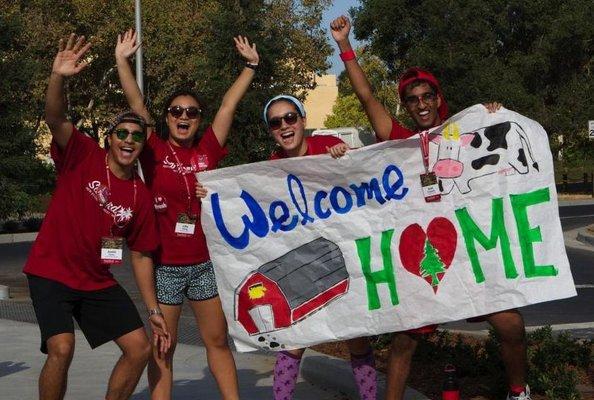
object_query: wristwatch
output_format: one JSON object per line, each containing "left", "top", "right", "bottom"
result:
{"left": 148, "top": 308, "right": 163, "bottom": 317}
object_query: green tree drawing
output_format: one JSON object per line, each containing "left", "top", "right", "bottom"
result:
{"left": 420, "top": 240, "right": 445, "bottom": 287}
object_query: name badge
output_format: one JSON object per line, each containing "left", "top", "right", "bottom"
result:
{"left": 175, "top": 213, "right": 196, "bottom": 236}
{"left": 101, "top": 236, "right": 124, "bottom": 265}
{"left": 420, "top": 172, "right": 441, "bottom": 203}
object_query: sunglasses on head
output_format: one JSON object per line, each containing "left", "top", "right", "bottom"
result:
{"left": 113, "top": 128, "right": 145, "bottom": 143}
{"left": 404, "top": 92, "right": 437, "bottom": 106}
{"left": 167, "top": 105, "right": 202, "bottom": 119}
{"left": 267, "top": 112, "right": 300, "bottom": 130}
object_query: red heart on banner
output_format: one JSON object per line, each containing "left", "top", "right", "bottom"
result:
{"left": 399, "top": 217, "right": 457, "bottom": 292}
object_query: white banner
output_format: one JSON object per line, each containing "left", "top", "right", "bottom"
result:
{"left": 199, "top": 105, "right": 576, "bottom": 352}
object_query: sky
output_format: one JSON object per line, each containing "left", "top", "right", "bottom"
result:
{"left": 323, "top": 0, "right": 362, "bottom": 75}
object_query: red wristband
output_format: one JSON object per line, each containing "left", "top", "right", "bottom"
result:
{"left": 339, "top": 49, "right": 356, "bottom": 62}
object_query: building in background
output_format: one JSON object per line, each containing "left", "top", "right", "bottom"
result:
{"left": 303, "top": 74, "right": 338, "bottom": 131}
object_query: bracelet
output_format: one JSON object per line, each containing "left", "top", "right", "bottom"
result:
{"left": 339, "top": 49, "right": 356, "bottom": 62}
{"left": 148, "top": 308, "right": 163, "bottom": 317}
{"left": 245, "top": 62, "right": 258, "bottom": 70}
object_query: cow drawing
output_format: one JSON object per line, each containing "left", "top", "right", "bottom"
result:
{"left": 429, "top": 121, "right": 539, "bottom": 195}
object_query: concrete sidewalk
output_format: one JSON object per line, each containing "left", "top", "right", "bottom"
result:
{"left": 0, "top": 319, "right": 428, "bottom": 399}
{"left": 0, "top": 318, "right": 344, "bottom": 399}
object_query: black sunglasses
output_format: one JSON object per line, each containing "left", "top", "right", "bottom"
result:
{"left": 404, "top": 92, "right": 437, "bottom": 106}
{"left": 168, "top": 105, "right": 202, "bottom": 119}
{"left": 268, "top": 112, "right": 300, "bottom": 130}
{"left": 113, "top": 128, "right": 145, "bottom": 143}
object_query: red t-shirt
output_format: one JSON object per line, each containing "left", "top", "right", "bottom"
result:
{"left": 139, "top": 126, "right": 227, "bottom": 265}
{"left": 270, "top": 135, "right": 344, "bottom": 159}
{"left": 24, "top": 127, "right": 159, "bottom": 291}
{"left": 376, "top": 119, "right": 416, "bottom": 141}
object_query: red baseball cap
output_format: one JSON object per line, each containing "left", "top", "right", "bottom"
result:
{"left": 398, "top": 67, "right": 449, "bottom": 121}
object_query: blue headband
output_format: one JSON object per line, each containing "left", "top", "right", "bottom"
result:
{"left": 262, "top": 95, "right": 306, "bottom": 125}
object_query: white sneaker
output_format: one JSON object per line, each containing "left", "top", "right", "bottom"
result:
{"left": 506, "top": 385, "right": 531, "bottom": 400}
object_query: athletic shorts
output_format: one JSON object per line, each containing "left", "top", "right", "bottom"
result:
{"left": 27, "top": 274, "right": 143, "bottom": 354}
{"left": 155, "top": 261, "right": 218, "bottom": 305}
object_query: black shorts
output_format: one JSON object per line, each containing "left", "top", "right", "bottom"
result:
{"left": 27, "top": 275, "right": 144, "bottom": 354}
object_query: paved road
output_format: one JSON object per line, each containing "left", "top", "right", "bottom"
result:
{"left": 1, "top": 202, "right": 593, "bottom": 340}
{"left": 442, "top": 201, "right": 594, "bottom": 337}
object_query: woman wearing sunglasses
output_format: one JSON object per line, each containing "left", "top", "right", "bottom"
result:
{"left": 115, "top": 29, "right": 259, "bottom": 400}
{"left": 263, "top": 95, "right": 377, "bottom": 400}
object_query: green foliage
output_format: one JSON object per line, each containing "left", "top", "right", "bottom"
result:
{"left": 23, "top": 216, "right": 43, "bottom": 232}
{"left": 324, "top": 94, "right": 368, "bottom": 128}
{"left": 325, "top": 48, "right": 402, "bottom": 129}
{"left": 0, "top": 0, "right": 334, "bottom": 216}
{"left": 527, "top": 326, "right": 591, "bottom": 399}
{"left": 372, "top": 326, "right": 591, "bottom": 399}
{"left": 0, "top": 2, "right": 55, "bottom": 219}
{"left": 351, "top": 0, "right": 594, "bottom": 164}
{"left": 2, "top": 220, "right": 20, "bottom": 233}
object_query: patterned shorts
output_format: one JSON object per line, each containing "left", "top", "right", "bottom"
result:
{"left": 155, "top": 261, "right": 218, "bottom": 305}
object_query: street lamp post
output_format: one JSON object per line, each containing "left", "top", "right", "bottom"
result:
{"left": 134, "top": 0, "right": 144, "bottom": 96}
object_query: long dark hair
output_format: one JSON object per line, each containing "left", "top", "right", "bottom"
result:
{"left": 158, "top": 88, "right": 207, "bottom": 141}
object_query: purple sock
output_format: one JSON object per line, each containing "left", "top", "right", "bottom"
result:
{"left": 350, "top": 349, "right": 377, "bottom": 400}
{"left": 273, "top": 351, "right": 302, "bottom": 400}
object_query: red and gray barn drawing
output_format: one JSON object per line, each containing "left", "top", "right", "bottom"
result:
{"left": 235, "top": 237, "right": 349, "bottom": 335}
{"left": 430, "top": 121, "right": 539, "bottom": 195}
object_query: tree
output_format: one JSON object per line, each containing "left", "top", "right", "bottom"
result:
{"left": 325, "top": 48, "right": 403, "bottom": 129}
{"left": 1, "top": 0, "right": 333, "bottom": 204}
{"left": 351, "top": 0, "right": 594, "bottom": 161}
{"left": 0, "top": 2, "right": 54, "bottom": 219}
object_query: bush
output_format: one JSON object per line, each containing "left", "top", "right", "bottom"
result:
{"left": 373, "top": 326, "right": 591, "bottom": 399}
{"left": 22, "top": 217, "right": 43, "bottom": 232}
{"left": 2, "top": 220, "right": 20, "bottom": 233}
{"left": 526, "top": 327, "right": 591, "bottom": 399}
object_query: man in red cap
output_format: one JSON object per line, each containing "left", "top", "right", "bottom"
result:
{"left": 331, "top": 15, "right": 531, "bottom": 400}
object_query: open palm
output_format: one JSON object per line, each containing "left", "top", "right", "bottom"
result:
{"left": 115, "top": 29, "right": 141, "bottom": 61}
{"left": 52, "top": 34, "right": 91, "bottom": 77}
{"left": 234, "top": 36, "right": 259, "bottom": 64}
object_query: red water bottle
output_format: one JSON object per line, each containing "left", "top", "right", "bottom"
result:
{"left": 442, "top": 364, "right": 460, "bottom": 400}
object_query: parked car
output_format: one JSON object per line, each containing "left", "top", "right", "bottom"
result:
{"left": 311, "top": 127, "right": 376, "bottom": 148}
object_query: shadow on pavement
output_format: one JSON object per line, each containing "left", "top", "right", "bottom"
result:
{"left": 0, "top": 361, "right": 30, "bottom": 378}
{"left": 130, "top": 367, "right": 277, "bottom": 399}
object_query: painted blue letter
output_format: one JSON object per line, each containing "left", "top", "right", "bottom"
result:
{"left": 211, "top": 191, "right": 269, "bottom": 250}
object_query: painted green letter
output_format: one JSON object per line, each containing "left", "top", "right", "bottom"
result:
{"left": 510, "top": 187, "right": 557, "bottom": 278}
{"left": 355, "top": 229, "right": 399, "bottom": 310}
{"left": 455, "top": 198, "right": 518, "bottom": 283}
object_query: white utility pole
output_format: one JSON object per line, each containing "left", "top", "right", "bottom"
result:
{"left": 134, "top": 0, "right": 144, "bottom": 95}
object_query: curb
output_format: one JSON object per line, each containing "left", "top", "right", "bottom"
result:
{"left": 577, "top": 230, "right": 594, "bottom": 247}
{"left": 301, "top": 349, "right": 430, "bottom": 400}
{"left": 0, "top": 232, "right": 37, "bottom": 244}
{"left": 576, "top": 224, "right": 594, "bottom": 247}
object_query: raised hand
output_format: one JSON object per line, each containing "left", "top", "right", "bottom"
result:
{"left": 52, "top": 33, "right": 92, "bottom": 77}
{"left": 483, "top": 102, "right": 503, "bottom": 113}
{"left": 330, "top": 15, "right": 351, "bottom": 43}
{"left": 115, "top": 29, "right": 141, "bottom": 62}
{"left": 234, "top": 36, "right": 259, "bottom": 65}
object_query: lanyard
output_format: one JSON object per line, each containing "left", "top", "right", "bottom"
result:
{"left": 104, "top": 154, "right": 137, "bottom": 236}
{"left": 167, "top": 142, "right": 194, "bottom": 214}
{"left": 419, "top": 130, "right": 430, "bottom": 173}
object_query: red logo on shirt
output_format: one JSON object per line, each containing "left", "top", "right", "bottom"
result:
{"left": 153, "top": 195, "right": 167, "bottom": 212}
{"left": 86, "top": 180, "right": 134, "bottom": 228}
{"left": 190, "top": 153, "right": 209, "bottom": 172}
